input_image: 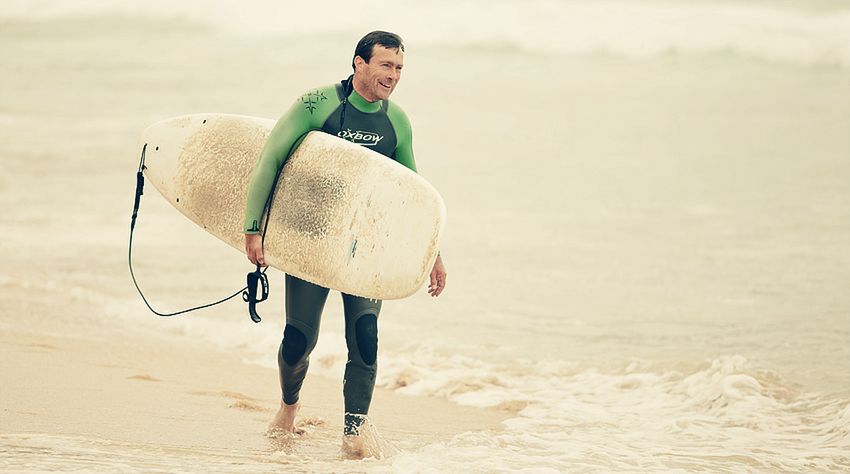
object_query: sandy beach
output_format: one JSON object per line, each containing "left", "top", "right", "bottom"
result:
{"left": 1, "top": 324, "right": 507, "bottom": 471}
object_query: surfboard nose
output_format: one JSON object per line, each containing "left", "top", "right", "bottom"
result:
{"left": 141, "top": 115, "right": 200, "bottom": 157}
{"left": 139, "top": 115, "right": 206, "bottom": 200}
{"left": 140, "top": 114, "right": 233, "bottom": 168}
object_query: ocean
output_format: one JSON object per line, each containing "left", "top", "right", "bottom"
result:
{"left": 1, "top": 0, "right": 848, "bottom": 472}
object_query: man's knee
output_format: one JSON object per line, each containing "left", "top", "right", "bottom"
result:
{"left": 354, "top": 314, "right": 378, "bottom": 366}
{"left": 282, "top": 324, "right": 308, "bottom": 365}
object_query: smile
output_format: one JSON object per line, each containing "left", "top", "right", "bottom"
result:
{"left": 378, "top": 81, "right": 392, "bottom": 89}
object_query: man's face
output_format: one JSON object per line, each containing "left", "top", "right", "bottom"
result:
{"left": 354, "top": 45, "right": 404, "bottom": 102}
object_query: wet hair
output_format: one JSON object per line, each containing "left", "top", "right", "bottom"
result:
{"left": 352, "top": 31, "right": 404, "bottom": 71}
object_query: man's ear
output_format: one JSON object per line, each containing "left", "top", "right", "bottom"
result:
{"left": 353, "top": 55, "right": 366, "bottom": 70}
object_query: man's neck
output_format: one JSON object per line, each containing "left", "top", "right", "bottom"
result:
{"left": 352, "top": 77, "right": 378, "bottom": 103}
{"left": 347, "top": 82, "right": 382, "bottom": 113}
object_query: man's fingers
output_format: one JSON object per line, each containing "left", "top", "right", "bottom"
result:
{"left": 247, "top": 249, "right": 264, "bottom": 266}
{"left": 245, "top": 236, "right": 265, "bottom": 266}
{"left": 428, "top": 272, "right": 446, "bottom": 297}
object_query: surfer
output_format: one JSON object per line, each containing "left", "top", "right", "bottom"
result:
{"left": 242, "top": 31, "right": 447, "bottom": 457}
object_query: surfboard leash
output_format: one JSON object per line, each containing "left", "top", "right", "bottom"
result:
{"left": 128, "top": 143, "right": 269, "bottom": 322}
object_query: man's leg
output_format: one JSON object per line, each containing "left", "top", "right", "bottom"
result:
{"left": 268, "top": 274, "right": 329, "bottom": 433}
{"left": 340, "top": 294, "right": 382, "bottom": 436}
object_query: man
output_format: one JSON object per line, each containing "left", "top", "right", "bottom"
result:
{"left": 242, "top": 31, "right": 447, "bottom": 456}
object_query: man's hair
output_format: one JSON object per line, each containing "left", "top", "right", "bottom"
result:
{"left": 352, "top": 31, "right": 405, "bottom": 71}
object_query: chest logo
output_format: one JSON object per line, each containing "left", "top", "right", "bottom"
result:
{"left": 338, "top": 129, "right": 384, "bottom": 147}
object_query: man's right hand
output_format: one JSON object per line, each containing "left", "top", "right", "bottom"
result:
{"left": 245, "top": 233, "right": 265, "bottom": 266}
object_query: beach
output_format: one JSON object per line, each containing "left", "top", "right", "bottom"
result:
{"left": 2, "top": 1, "right": 849, "bottom": 472}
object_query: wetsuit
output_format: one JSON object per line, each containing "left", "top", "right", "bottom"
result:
{"left": 243, "top": 76, "right": 416, "bottom": 435}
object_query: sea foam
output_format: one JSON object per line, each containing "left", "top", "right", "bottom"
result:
{"left": 387, "top": 354, "right": 849, "bottom": 472}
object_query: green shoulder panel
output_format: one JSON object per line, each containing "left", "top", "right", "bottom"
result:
{"left": 386, "top": 101, "right": 417, "bottom": 173}
{"left": 243, "top": 85, "right": 340, "bottom": 234}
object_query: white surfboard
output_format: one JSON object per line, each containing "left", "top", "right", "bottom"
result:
{"left": 140, "top": 113, "right": 446, "bottom": 300}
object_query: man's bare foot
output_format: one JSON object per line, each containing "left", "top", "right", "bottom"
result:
{"left": 339, "top": 419, "right": 398, "bottom": 460}
{"left": 266, "top": 400, "right": 302, "bottom": 436}
{"left": 340, "top": 434, "right": 370, "bottom": 460}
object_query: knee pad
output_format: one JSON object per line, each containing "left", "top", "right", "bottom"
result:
{"left": 282, "top": 324, "right": 308, "bottom": 365}
{"left": 355, "top": 314, "right": 378, "bottom": 366}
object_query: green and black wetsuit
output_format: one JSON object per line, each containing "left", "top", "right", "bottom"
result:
{"left": 244, "top": 77, "right": 416, "bottom": 435}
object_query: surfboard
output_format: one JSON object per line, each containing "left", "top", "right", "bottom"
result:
{"left": 140, "top": 113, "right": 446, "bottom": 300}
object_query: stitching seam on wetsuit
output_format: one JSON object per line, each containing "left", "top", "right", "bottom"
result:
{"left": 285, "top": 319, "right": 318, "bottom": 339}
{"left": 350, "top": 307, "right": 380, "bottom": 322}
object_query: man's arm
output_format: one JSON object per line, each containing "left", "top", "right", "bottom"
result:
{"left": 243, "top": 87, "right": 338, "bottom": 265}
{"left": 387, "top": 102, "right": 417, "bottom": 172}
{"left": 244, "top": 100, "right": 315, "bottom": 235}
{"left": 244, "top": 101, "right": 311, "bottom": 265}
{"left": 387, "top": 102, "right": 446, "bottom": 296}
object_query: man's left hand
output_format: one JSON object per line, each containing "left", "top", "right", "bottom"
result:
{"left": 428, "top": 254, "right": 447, "bottom": 297}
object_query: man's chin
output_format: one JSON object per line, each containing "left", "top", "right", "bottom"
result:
{"left": 374, "top": 84, "right": 393, "bottom": 99}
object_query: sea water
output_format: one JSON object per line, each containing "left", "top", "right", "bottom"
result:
{"left": 1, "top": 0, "right": 848, "bottom": 471}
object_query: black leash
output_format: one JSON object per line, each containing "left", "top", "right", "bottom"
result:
{"left": 128, "top": 143, "right": 269, "bottom": 322}
{"left": 243, "top": 264, "right": 268, "bottom": 323}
